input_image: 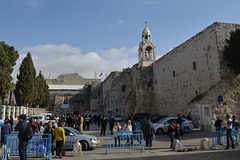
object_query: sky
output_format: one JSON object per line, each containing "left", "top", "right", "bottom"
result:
{"left": 1, "top": 0, "right": 240, "bottom": 81}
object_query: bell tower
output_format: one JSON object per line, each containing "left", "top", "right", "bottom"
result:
{"left": 138, "top": 22, "right": 156, "bottom": 68}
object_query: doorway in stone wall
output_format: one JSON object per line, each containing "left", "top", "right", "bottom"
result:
{"left": 199, "top": 104, "right": 212, "bottom": 131}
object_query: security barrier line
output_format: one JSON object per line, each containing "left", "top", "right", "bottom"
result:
{"left": 106, "top": 130, "right": 145, "bottom": 154}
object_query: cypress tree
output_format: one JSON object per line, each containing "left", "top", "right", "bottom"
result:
{"left": 0, "top": 42, "right": 19, "bottom": 103}
{"left": 15, "top": 52, "right": 36, "bottom": 107}
{"left": 35, "top": 71, "right": 50, "bottom": 108}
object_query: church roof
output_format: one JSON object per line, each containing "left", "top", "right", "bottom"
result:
{"left": 142, "top": 26, "right": 151, "bottom": 36}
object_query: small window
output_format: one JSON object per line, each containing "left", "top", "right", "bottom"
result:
{"left": 193, "top": 62, "right": 196, "bottom": 70}
{"left": 163, "top": 68, "right": 165, "bottom": 72}
{"left": 195, "top": 91, "right": 198, "bottom": 96}
{"left": 131, "top": 77, "right": 133, "bottom": 82}
{"left": 122, "top": 85, "right": 126, "bottom": 92}
{"left": 173, "top": 71, "right": 175, "bottom": 77}
{"left": 98, "top": 92, "right": 100, "bottom": 96}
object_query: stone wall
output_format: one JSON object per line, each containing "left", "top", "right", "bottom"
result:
{"left": 153, "top": 22, "right": 222, "bottom": 116}
{"left": 188, "top": 23, "right": 240, "bottom": 130}
{"left": 91, "top": 22, "right": 240, "bottom": 130}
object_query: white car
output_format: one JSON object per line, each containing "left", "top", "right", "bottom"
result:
{"left": 63, "top": 127, "right": 100, "bottom": 151}
{"left": 152, "top": 117, "right": 194, "bottom": 135}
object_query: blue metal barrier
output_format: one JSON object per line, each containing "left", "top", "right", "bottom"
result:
{"left": 211, "top": 127, "right": 239, "bottom": 149}
{"left": 53, "top": 135, "right": 75, "bottom": 153}
{"left": 106, "top": 130, "right": 145, "bottom": 154}
{"left": 2, "top": 133, "right": 52, "bottom": 160}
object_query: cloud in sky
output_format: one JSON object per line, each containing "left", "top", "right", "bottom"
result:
{"left": 118, "top": 20, "right": 124, "bottom": 24}
{"left": 23, "top": 0, "right": 42, "bottom": 7}
{"left": 144, "top": 0, "right": 158, "bottom": 6}
{"left": 13, "top": 44, "right": 138, "bottom": 81}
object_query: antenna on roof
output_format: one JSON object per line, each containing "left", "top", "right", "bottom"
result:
{"left": 145, "top": 21, "right": 147, "bottom": 27}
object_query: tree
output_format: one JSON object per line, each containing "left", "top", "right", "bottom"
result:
{"left": 223, "top": 28, "right": 240, "bottom": 75}
{"left": 15, "top": 52, "right": 36, "bottom": 107}
{"left": 35, "top": 71, "right": 50, "bottom": 108}
{"left": 0, "top": 42, "right": 19, "bottom": 103}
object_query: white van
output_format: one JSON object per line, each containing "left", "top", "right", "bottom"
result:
{"left": 40, "top": 113, "right": 52, "bottom": 120}
{"left": 27, "top": 115, "right": 49, "bottom": 124}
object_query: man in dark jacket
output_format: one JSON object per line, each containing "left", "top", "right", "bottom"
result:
{"left": 1, "top": 120, "right": 11, "bottom": 146}
{"left": 109, "top": 114, "right": 115, "bottom": 135}
{"left": 214, "top": 116, "right": 223, "bottom": 144}
{"left": 15, "top": 114, "right": 28, "bottom": 160}
{"left": 144, "top": 120, "right": 155, "bottom": 148}
{"left": 43, "top": 121, "right": 55, "bottom": 155}
{"left": 232, "top": 115, "right": 239, "bottom": 129}
{"left": 100, "top": 116, "right": 108, "bottom": 136}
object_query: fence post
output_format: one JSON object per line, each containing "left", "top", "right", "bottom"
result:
{"left": 211, "top": 128, "right": 217, "bottom": 150}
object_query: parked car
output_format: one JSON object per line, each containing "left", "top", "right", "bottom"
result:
{"left": 114, "top": 115, "right": 122, "bottom": 122}
{"left": 152, "top": 117, "right": 194, "bottom": 135}
{"left": 150, "top": 115, "right": 167, "bottom": 123}
{"left": 62, "top": 127, "right": 100, "bottom": 151}
{"left": 26, "top": 115, "right": 49, "bottom": 124}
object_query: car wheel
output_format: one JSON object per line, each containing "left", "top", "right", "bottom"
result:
{"left": 184, "top": 127, "right": 190, "bottom": 133}
{"left": 157, "top": 128, "right": 164, "bottom": 135}
{"left": 80, "top": 140, "right": 89, "bottom": 151}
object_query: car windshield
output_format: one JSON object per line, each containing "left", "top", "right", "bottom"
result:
{"left": 67, "top": 128, "right": 82, "bottom": 135}
{"left": 157, "top": 117, "right": 169, "bottom": 123}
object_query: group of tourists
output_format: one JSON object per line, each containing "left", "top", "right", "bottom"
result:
{"left": 101, "top": 114, "right": 155, "bottom": 148}
{"left": 214, "top": 114, "right": 239, "bottom": 149}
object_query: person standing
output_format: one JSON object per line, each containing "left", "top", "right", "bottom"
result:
{"left": 100, "top": 116, "right": 107, "bottom": 136}
{"left": 140, "top": 116, "right": 148, "bottom": 140}
{"left": 10, "top": 116, "right": 14, "bottom": 131}
{"left": 144, "top": 120, "right": 154, "bottom": 148}
{"left": 232, "top": 115, "right": 239, "bottom": 129}
{"left": 15, "top": 114, "right": 29, "bottom": 160}
{"left": 109, "top": 114, "right": 115, "bottom": 135}
{"left": 123, "top": 120, "right": 132, "bottom": 146}
{"left": 176, "top": 115, "right": 183, "bottom": 127}
{"left": 85, "top": 115, "right": 90, "bottom": 130}
{"left": 187, "top": 112, "right": 192, "bottom": 120}
{"left": 113, "top": 122, "right": 121, "bottom": 147}
{"left": 225, "top": 115, "right": 235, "bottom": 149}
{"left": 132, "top": 120, "right": 141, "bottom": 144}
{"left": 97, "top": 115, "right": 101, "bottom": 127}
{"left": 79, "top": 115, "right": 84, "bottom": 133}
{"left": 43, "top": 121, "right": 55, "bottom": 156}
{"left": 53, "top": 122, "right": 65, "bottom": 158}
{"left": 167, "top": 121, "right": 176, "bottom": 148}
{"left": 214, "top": 116, "right": 223, "bottom": 144}
{"left": 175, "top": 123, "right": 181, "bottom": 140}
{"left": 1, "top": 120, "right": 11, "bottom": 146}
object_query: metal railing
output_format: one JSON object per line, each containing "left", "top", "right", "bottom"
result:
{"left": 211, "top": 127, "right": 239, "bottom": 149}
{"left": 106, "top": 130, "right": 145, "bottom": 154}
{"left": 2, "top": 133, "right": 52, "bottom": 160}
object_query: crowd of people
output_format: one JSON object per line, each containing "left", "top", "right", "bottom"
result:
{"left": 1, "top": 112, "right": 240, "bottom": 159}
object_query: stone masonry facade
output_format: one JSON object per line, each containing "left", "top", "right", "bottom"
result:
{"left": 91, "top": 22, "right": 240, "bottom": 130}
